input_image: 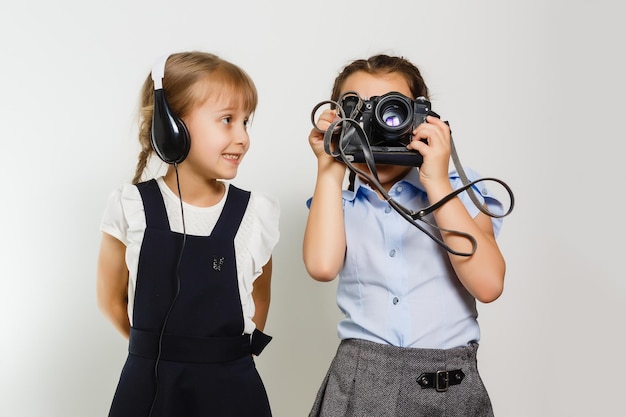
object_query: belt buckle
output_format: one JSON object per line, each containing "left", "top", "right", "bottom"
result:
{"left": 435, "top": 370, "right": 449, "bottom": 392}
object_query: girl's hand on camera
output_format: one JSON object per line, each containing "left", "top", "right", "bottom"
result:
{"left": 408, "top": 115, "right": 452, "bottom": 189}
{"left": 309, "top": 109, "right": 344, "bottom": 167}
{"left": 309, "top": 109, "right": 346, "bottom": 179}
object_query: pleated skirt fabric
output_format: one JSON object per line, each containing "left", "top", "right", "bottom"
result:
{"left": 309, "top": 339, "right": 494, "bottom": 417}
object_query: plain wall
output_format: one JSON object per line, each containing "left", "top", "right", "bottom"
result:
{"left": 1, "top": 1, "right": 624, "bottom": 416}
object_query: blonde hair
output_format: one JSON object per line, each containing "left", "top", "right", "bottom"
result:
{"left": 132, "top": 51, "right": 258, "bottom": 184}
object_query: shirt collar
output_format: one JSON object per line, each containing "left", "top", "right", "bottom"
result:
{"left": 342, "top": 168, "right": 426, "bottom": 202}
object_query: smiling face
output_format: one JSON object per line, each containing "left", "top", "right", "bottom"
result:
{"left": 340, "top": 70, "right": 415, "bottom": 191}
{"left": 182, "top": 89, "right": 252, "bottom": 181}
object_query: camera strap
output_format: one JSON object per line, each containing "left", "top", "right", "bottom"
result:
{"left": 320, "top": 116, "right": 514, "bottom": 257}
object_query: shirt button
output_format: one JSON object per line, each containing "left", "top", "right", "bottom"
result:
{"left": 384, "top": 206, "right": 391, "bottom": 214}
{"left": 396, "top": 185, "right": 404, "bottom": 193}
{"left": 393, "top": 297, "right": 399, "bottom": 305}
{"left": 481, "top": 188, "right": 488, "bottom": 196}
{"left": 389, "top": 249, "right": 396, "bottom": 257}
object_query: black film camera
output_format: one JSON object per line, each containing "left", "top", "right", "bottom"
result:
{"left": 329, "top": 92, "right": 438, "bottom": 166}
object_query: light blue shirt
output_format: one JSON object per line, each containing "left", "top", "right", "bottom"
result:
{"left": 334, "top": 168, "right": 503, "bottom": 349}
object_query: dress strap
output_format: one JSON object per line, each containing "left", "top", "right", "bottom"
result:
{"left": 136, "top": 179, "right": 170, "bottom": 231}
{"left": 211, "top": 185, "right": 251, "bottom": 239}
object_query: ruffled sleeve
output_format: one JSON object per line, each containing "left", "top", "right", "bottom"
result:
{"left": 245, "top": 191, "right": 280, "bottom": 279}
{"left": 119, "top": 183, "right": 148, "bottom": 245}
{"left": 98, "top": 183, "right": 149, "bottom": 324}
{"left": 234, "top": 190, "right": 280, "bottom": 334}
{"left": 99, "top": 184, "right": 147, "bottom": 244}
{"left": 99, "top": 186, "right": 127, "bottom": 243}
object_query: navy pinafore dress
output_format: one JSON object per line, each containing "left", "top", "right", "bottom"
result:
{"left": 108, "top": 179, "right": 272, "bottom": 417}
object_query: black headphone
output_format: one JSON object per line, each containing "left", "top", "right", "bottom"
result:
{"left": 150, "top": 55, "right": 191, "bottom": 164}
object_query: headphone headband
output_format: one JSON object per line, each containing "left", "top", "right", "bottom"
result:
{"left": 151, "top": 55, "right": 168, "bottom": 90}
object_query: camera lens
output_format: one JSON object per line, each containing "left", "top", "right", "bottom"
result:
{"left": 374, "top": 94, "right": 412, "bottom": 139}
{"left": 380, "top": 105, "right": 406, "bottom": 127}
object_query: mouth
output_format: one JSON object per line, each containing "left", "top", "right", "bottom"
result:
{"left": 223, "top": 153, "right": 241, "bottom": 161}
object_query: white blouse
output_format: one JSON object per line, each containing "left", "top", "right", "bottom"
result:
{"left": 99, "top": 177, "right": 280, "bottom": 335}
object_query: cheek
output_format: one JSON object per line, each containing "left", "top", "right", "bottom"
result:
{"left": 188, "top": 134, "right": 221, "bottom": 157}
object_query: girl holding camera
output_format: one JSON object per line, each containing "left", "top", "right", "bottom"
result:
{"left": 304, "top": 54, "right": 507, "bottom": 416}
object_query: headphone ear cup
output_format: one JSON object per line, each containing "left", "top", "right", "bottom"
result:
{"left": 151, "top": 89, "right": 191, "bottom": 164}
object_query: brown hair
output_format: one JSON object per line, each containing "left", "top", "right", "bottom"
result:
{"left": 330, "top": 54, "right": 429, "bottom": 102}
{"left": 132, "top": 51, "right": 258, "bottom": 184}
{"left": 331, "top": 55, "right": 429, "bottom": 190}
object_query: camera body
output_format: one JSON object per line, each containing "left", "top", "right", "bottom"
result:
{"left": 334, "top": 92, "right": 436, "bottom": 166}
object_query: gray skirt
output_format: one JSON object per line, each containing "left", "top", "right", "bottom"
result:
{"left": 309, "top": 339, "right": 494, "bottom": 417}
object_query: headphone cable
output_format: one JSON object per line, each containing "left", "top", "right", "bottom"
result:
{"left": 148, "top": 163, "right": 187, "bottom": 417}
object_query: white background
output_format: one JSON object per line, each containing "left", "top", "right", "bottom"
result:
{"left": 1, "top": 1, "right": 625, "bottom": 416}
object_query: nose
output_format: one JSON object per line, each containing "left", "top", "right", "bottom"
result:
{"left": 235, "top": 126, "right": 250, "bottom": 148}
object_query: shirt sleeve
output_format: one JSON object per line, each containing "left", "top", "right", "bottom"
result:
{"left": 99, "top": 186, "right": 129, "bottom": 245}
{"left": 235, "top": 190, "right": 280, "bottom": 334}
{"left": 99, "top": 184, "right": 145, "bottom": 245}
{"left": 449, "top": 168, "right": 504, "bottom": 237}
{"left": 246, "top": 192, "right": 280, "bottom": 278}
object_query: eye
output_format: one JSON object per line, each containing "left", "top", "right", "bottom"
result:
{"left": 243, "top": 118, "right": 250, "bottom": 129}
{"left": 221, "top": 116, "right": 232, "bottom": 125}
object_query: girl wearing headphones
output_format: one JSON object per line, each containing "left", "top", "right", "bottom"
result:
{"left": 96, "top": 51, "right": 279, "bottom": 417}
